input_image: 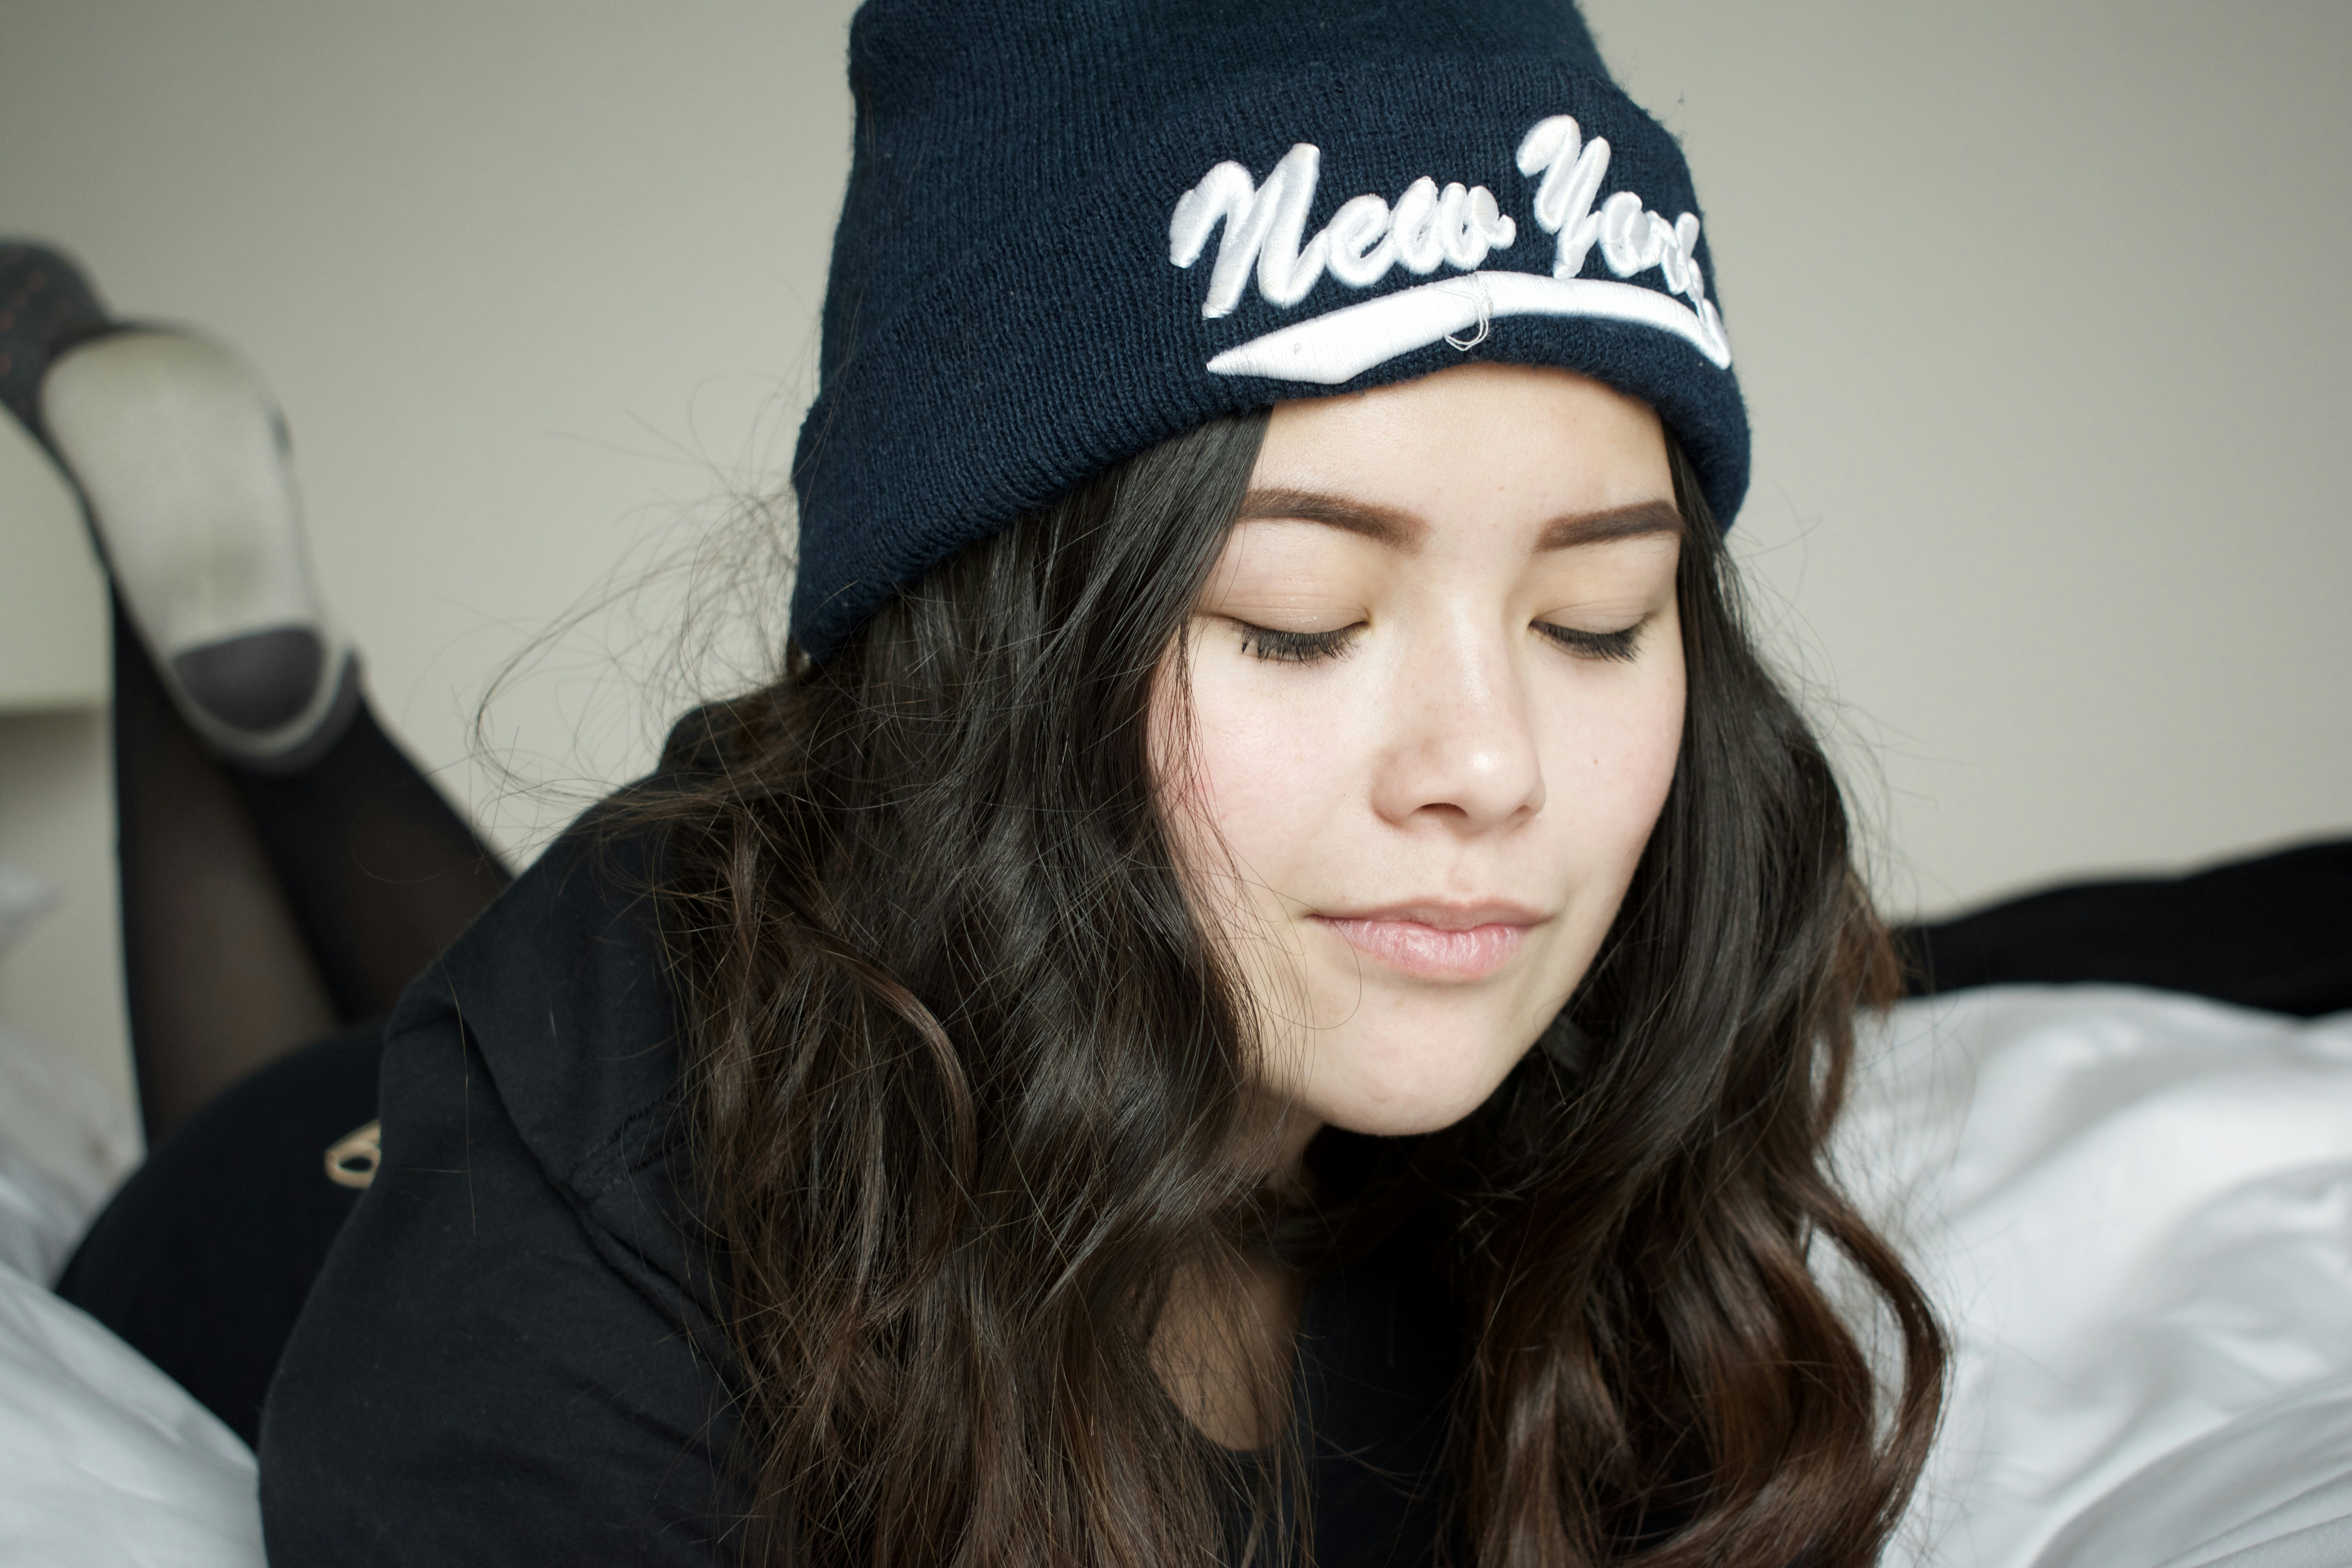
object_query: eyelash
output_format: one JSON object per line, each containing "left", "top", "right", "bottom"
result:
{"left": 1235, "top": 624, "right": 1358, "bottom": 663}
{"left": 1535, "top": 619, "right": 1646, "bottom": 663}
{"left": 1232, "top": 618, "right": 1649, "bottom": 664}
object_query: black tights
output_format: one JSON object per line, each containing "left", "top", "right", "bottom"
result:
{"left": 107, "top": 595, "right": 509, "bottom": 1142}
{"left": 58, "top": 601, "right": 510, "bottom": 1445}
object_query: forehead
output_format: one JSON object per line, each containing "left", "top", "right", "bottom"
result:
{"left": 1250, "top": 363, "right": 1673, "bottom": 527}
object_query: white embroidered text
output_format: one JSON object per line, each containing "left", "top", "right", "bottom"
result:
{"left": 1514, "top": 114, "right": 1723, "bottom": 349}
{"left": 1169, "top": 145, "right": 1518, "bottom": 319}
{"left": 1167, "top": 114, "right": 1735, "bottom": 378}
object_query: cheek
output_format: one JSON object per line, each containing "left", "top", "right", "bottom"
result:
{"left": 1569, "top": 666, "right": 1684, "bottom": 877}
{"left": 1151, "top": 650, "right": 1362, "bottom": 885}
{"left": 1544, "top": 658, "right": 1686, "bottom": 963}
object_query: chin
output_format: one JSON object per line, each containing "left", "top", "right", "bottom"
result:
{"left": 1306, "top": 1049, "right": 1529, "bottom": 1139}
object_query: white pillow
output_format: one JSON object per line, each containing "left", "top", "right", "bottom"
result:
{"left": 0, "top": 1263, "right": 264, "bottom": 1567}
{"left": 1853, "top": 987, "right": 2352, "bottom": 1568}
{"left": 0, "top": 860, "right": 139, "bottom": 1282}
{"left": 0, "top": 864, "right": 262, "bottom": 1567}
{"left": 0, "top": 1020, "right": 141, "bottom": 1285}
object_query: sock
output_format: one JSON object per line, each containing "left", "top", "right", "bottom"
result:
{"left": 39, "top": 329, "right": 358, "bottom": 768}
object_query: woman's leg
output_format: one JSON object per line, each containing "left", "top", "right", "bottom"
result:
{"left": 5, "top": 239, "right": 510, "bottom": 1139}
{"left": 227, "top": 675, "right": 511, "bottom": 1027}
{"left": 110, "top": 593, "right": 343, "bottom": 1137}
{"left": 80, "top": 616, "right": 498, "bottom": 1445}
{"left": 88, "top": 608, "right": 506, "bottom": 1444}
{"left": 111, "top": 593, "right": 511, "bottom": 1138}
{"left": 7, "top": 238, "right": 512, "bottom": 1441}
{"left": 56, "top": 1015, "right": 389, "bottom": 1448}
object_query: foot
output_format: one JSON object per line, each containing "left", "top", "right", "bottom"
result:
{"left": 2, "top": 242, "right": 358, "bottom": 769}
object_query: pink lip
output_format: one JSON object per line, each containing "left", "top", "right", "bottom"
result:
{"left": 1311, "top": 901, "right": 1545, "bottom": 982}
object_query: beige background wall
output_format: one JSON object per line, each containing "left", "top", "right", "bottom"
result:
{"left": 3, "top": 0, "right": 2347, "bottom": 1097}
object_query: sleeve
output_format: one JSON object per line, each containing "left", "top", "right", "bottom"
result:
{"left": 256, "top": 996, "right": 742, "bottom": 1565}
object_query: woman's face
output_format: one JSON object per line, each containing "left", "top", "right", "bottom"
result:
{"left": 1155, "top": 363, "right": 1686, "bottom": 1153}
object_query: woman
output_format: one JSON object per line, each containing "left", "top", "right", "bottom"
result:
{"left": 22, "top": 1, "right": 1951, "bottom": 1563}
{"left": 267, "top": 1, "right": 1942, "bottom": 1558}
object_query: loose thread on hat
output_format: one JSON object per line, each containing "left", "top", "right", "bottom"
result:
{"left": 1443, "top": 274, "right": 1493, "bottom": 352}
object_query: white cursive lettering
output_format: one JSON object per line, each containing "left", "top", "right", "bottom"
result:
{"left": 1515, "top": 114, "right": 1724, "bottom": 354}
{"left": 1168, "top": 144, "right": 1330, "bottom": 317}
{"left": 1170, "top": 146, "right": 1517, "bottom": 319}
{"left": 1514, "top": 115, "right": 1611, "bottom": 277}
{"left": 1170, "top": 115, "right": 1735, "bottom": 376}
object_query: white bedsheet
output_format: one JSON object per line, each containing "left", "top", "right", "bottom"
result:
{"left": 1854, "top": 987, "right": 2352, "bottom": 1568}
{"left": 0, "top": 982, "right": 2346, "bottom": 1565}
{"left": 0, "top": 1018, "right": 262, "bottom": 1568}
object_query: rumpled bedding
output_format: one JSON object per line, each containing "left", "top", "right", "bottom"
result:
{"left": 1857, "top": 988, "right": 2352, "bottom": 1568}
{"left": 0, "top": 986, "right": 2347, "bottom": 1566}
{"left": 0, "top": 1017, "right": 261, "bottom": 1567}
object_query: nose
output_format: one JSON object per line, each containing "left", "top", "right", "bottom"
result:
{"left": 1368, "top": 625, "right": 1546, "bottom": 833}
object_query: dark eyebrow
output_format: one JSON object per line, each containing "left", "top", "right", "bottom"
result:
{"left": 1234, "top": 489, "right": 1685, "bottom": 553}
{"left": 1235, "top": 488, "right": 1425, "bottom": 548}
{"left": 1536, "top": 498, "right": 1686, "bottom": 551}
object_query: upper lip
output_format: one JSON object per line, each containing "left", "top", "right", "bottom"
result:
{"left": 1313, "top": 900, "right": 1548, "bottom": 930}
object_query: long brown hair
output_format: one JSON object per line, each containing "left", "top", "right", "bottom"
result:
{"left": 636, "top": 405, "right": 1943, "bottom": 1565}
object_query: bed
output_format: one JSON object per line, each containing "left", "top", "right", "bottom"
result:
{"left": 2, "top": 848, "right": 2349, "bottom": 1567}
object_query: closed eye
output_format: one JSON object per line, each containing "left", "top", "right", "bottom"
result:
{"left": 1234, "top": 622, "right": 1360, "bottom": 664}
{"left": 1535, "top": 619, "right": 1646, "bottom": 663}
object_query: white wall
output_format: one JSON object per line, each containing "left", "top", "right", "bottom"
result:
{"left": 0, "top": 395, "right": 117, "bottom": 1093}
{"left": 4, "top": 1, "right": 2347, "bottom": 1091}
{"left": 1584, "top": 0, "right": 2352, "bottom": 913}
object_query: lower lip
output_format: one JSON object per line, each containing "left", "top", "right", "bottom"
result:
{"left": 1314, "top": 917, "right": 1531, "bottom": 981}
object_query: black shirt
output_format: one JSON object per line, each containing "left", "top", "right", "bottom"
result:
{"left": 259, "top": 818, "right": 1457, "bottom": 1564}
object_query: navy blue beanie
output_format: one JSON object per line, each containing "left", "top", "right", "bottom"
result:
{"left": 789, "top": 0, "right": 1747, "bottom": 660}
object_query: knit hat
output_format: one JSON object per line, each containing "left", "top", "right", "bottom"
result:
{"left": 789, "top": 0, "right": 1746, "bottom": 660}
